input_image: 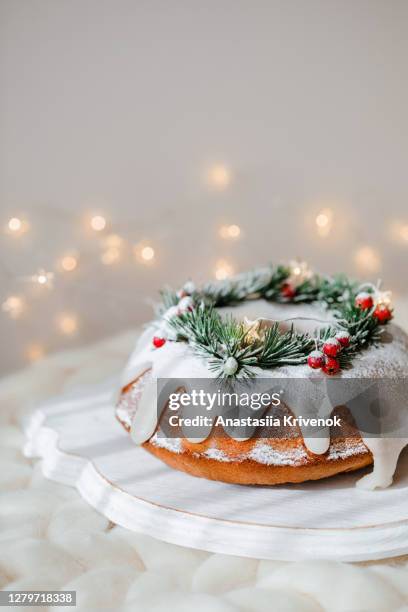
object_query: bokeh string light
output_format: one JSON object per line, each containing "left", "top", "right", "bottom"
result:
{"left": 101, "top": 247, "right": 121, "bottom": 266}
{"left": 8, "top": 217, "right": 22, "bottom": 232}
{"left": 219, "top": 224, "right": 241, "bottom": 240}
{"left": 141, "top": 246, "right": 155, "bottom": 261}
{"left": 389, "top": 220, "right": 408, "bottom": 245}
{"left": 101, "top": 232, "right": 127, "bottom": 265}
{"left": 376, "top": 289, "right": 393, "bottom": 308}
{"left": 60, "top": 254, "right": 79, "bottom": 272}
{"left": 90, "top": 215, "right": 107, "bottom": 232}
{"left": 25, "top": 344, "right": 46, "bottom": 363}
{"left": 214, "top": 259, "right": 234, "bottom": 280}
{"left": 56, "top": 313, "right": 78, "bottom": 336}
{"left": 288, "top": 259, "right": 313, "bottom": 285}
{"left": 354, "top": 246, "right": 381, "bottom": 274}
{"left": 2, "top": 188, "right": 407, "bottom": 366}
{"left": 2, "top": 295, "right": 25, "bottom": 319}
{"left": 133, "top": 242, "right": 156, "bottom": 264}
{"left": 206, "top": 164, "right": 231, "bottom": 190}
{"left": 5, "top": 216, "right": 29, "bottom": 236}
{"left": 103, "top": 234, "right": 124, "bottom": 248}
{"left": 32, "top": 269, "right": 55, "bottom": 288}
{"left": 6, "top": 212, "right": 162, "bottom": 363}
{"left": 400, "top": 225, "right": 408, "bottom": 242}
{"left": 315, "top": 208, "right": 333, "bottom": 237}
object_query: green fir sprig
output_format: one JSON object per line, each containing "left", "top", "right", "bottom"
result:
{"left": 158, "top": 264, "right": 391, "bottom": 378}
{"left": 169, "top": 304, "right": 316, "bottom": 378}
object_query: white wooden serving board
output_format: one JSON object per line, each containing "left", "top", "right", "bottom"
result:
{"left": 24, "top": 381, "right": 408, "bottom": 562}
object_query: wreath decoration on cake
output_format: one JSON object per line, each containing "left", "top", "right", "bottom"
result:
{"left": 151, "top": 260, "right": 393, "bottom": 379}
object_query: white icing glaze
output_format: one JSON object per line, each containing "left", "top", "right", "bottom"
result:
{"left": 120, "top": 300, "right": 408, "bottom": 489}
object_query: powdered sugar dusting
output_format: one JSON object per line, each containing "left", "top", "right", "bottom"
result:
{"left": 328, "top": 440, "right": 368, "bottom": 461}
{"left": 247, "top": 441, "right": 308, "bottom": 466}
{"left": 192, "top": 439, "right": 368, "bottom": 466}
{"left": 203, "top": 447, "right": 231, "bottom": 462}
{"left": 150, "top": 432, "right": 182, "bottom": 454}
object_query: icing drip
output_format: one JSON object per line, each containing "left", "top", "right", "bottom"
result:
{"left": 130, "top": 378, "right": 159, "bottom": 445}
{"left": 120, "top": 300, "right": 408, "bottom": 489}
{"left": 116, "top": 368, "right": 151, "bottom": 428}
{"left": 357, "top": 438, "right": 408, "bottom": 489}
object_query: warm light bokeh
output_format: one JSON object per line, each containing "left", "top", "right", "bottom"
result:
{"left": 315, "top": 208, "right": 333, "bottom": 237}
{"left": 207, "top": 164, "right": 231, "bottom": 190}
{"left": 2, "top": 295, "right": 25, "bottom": 319}
{"left": 219, "top": 224, "right": 241, "bottom": 239}
{"left": 101, "top": 247, "right": 121, "bottom": 265}
{"left": 354, "top": 246, "right": 381, "bottom": 274}
{"left": 60, "top": 255, "right": 78, "bottom": 272}
{"left": 90, "top": 215, "right": 107, "bottom": 232}
{"left": 57, "top": 313, "right": 78, "bottom": 335}
{"left": 215, "top": 260, "right": 234, "bottom": 280}
{"left": 25, "top": 344, "right": 46, "bottom": 363}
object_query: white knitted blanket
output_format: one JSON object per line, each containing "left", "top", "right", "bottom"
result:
{"left": 1, "top": 309, "right": 408, "bottom": 611}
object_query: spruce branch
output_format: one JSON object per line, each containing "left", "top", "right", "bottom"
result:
{"left": 158, "top": 264, "right": 390, "bottom": 378}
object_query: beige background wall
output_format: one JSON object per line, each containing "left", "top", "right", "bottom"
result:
{"left": 1, "top": 0, "right": 407, "bottom": 375}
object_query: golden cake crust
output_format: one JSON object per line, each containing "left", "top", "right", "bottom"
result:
{"left": 116, "top": 375, "right": 373, "bottom": 485}
{"left": 142, "top": 441, "right": 373, "bottom": 485}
